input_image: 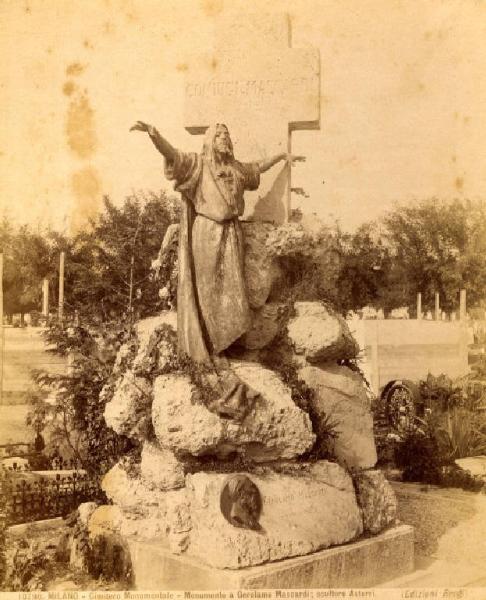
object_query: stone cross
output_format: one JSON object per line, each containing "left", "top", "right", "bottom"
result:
{"left": 184, "top": 13, "right": 320, "bottom": 223}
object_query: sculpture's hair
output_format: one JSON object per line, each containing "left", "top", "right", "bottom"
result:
{"left": 203, "top": 123, "right": 234, "bottom": 164}
{"left": 226, "top": 475, "right": 244, "bottom": 498}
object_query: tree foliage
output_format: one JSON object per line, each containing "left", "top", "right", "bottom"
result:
{"left": 0, "top": 220, "right": 60, "bottom": 321}
{"left": 28, "top": 320, "right": 136, "bottom": 477}
{"left": 63, "top": 190, "right": 179, "bottom": 322}
{"left": 383, "top": 198, "right": 486, "bottom": 312}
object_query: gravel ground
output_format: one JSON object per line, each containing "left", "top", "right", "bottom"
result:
{"left": 392, "top": 481, "right": 486, "bottom": 565}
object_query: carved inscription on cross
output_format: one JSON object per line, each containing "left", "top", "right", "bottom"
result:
{"left": 184, "top": 13, "right": 320, "bottom": 223}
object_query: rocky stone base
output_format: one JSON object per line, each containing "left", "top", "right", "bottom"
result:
{"left": 127, "top": 524, "right": 414, "bottom": 589}
{"left": 97, "top": 460, "right": 379, "bottom": 569}
{"left": 186, "top": 462, "right": 363, "bottom": 568}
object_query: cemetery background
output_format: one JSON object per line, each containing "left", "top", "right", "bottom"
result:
{"left": 0, "top": 0, "right": 486, "bottom": 592}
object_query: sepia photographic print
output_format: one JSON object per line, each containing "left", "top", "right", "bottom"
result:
{"left": 1, "top": 0, "right": 486, "bottom": 597}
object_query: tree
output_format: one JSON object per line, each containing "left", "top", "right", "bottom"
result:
{"left": 0, "top": 222, "right": 56, "bottom": 323}
{"left": 383, "top": 199, "right": 486, "bottom": 312}
{"left": 334, "top": 222, "right": 394, "bottom": 313}
{"left": 64, "top": 190, "right": 178, "bottom": 322}
{"left": 28, "top": 320, "right": 136, "bottom": 477}
{"left": 25, "top": 190, "right": 179, "bottom": 476}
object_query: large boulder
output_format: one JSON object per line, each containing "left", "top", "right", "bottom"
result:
{"left": 152, "top": 361, "right": 315, "bottom": 462}
{"left": 135, "top": 312, "right": 177, "bottom": 345}
{"left": 132, "top": 312, "right": 178, "bottom": 375}
{"left": 288, "top": 302, "right": 359, "bottom": 363}
{"left": 103, "top": 371, "right": 152, "bottom": 440}
{"left": 186, "top": 461, "right": 363, "bottom": 569}
{"left": 299, "top": 364, "right": 377, "bottom": 469}
{"left": 88, "top": 505, "right": 124, "bottom": 538}
{"left": 237, "top": 302, "right": 286, "bottom": 350}
{"left": 103, "top": 313, "right": 178, "bottom": 441}
{"left": 100, "top": 461, "right": 191, "bottom": 551}
{"left": 353, "top": 469, "right": 398, "bottom": 534}
{"left": 101, "top": 460, "right": 166, "bottom": 513}
{"left": 140, "top": 441, "right": 185, "bottom": 491}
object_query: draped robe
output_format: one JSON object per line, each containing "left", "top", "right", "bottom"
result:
{"left": 164, "top": 149, "right": 260, "bottom": 361}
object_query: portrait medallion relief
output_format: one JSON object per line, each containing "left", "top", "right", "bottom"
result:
{"left": 220, "top": 474, "right": 263, "bottom": 531}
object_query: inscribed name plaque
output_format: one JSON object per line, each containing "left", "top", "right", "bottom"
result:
{"left": 184, "top": 13, "right": 320, "bottom": 223}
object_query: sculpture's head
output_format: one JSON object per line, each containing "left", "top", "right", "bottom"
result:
{"left": 220, "top": 474, "right": 262, "bottom": 531}
{"left": 203, "top": 123, "right": 234, "bottom": 164}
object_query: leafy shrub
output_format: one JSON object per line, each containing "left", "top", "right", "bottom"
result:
{"left": 259, "top": 330, "right": 339, "bottom": 460}
{"left": 438, "top": 409, "right": 486, "bottom": 460}
{"left": 88, "top": 535, "right": 132, "bottom": 586}
{"left": 440, "top": 464, "right": 484, "bottom": 492}
{"left": 395, "top": 415, "right": 485, "bottom": 491}
{"left": 28, "top": 320, "right": 137, "bottom": 478}
{"left": 2, "top": 538, "right": 55, "bottom": 591}
{"left": 395, "top": 421, "right": 443, "bottom": 485}
{"left": 419, "top": 373, "right": 465, "bottom": 413}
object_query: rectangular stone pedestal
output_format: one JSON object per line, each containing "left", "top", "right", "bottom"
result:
{"left": 128, "top": 524, "right": 414, "bottom": 589}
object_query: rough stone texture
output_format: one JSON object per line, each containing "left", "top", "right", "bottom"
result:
{"left": 237, "top": 303, "right": 286, "bottom": 350}
{"left": 455, "top": 456, "right": 486, "bottom": 480}
{"left": 103, "top": 371, "right": 152, "bottom": 440}
{"left": 241, "top": 222, "right": 335, "bottom": 310}
{"left": 140, "top": 441, "right": 185, "bottom": 491}
{"left": 78, "top": 502, "right": 98, "bottom": 526}
{"left": 136, "top": 312, "right": 177, "bottom": 345}
{"left": 69, "top": 503, "right": 98, "bottom": 571}
{"left": 186, "top": 461, "right": 363, "bottom": 569}
{"left": 116, "top": 488, "right": 191, "bottom": 553}
{"left": 288, "top": 302, "right": 359, "bottom": 363}
{"left": 354, "top": 470, "right": 398, "bottom": 534}
{"left": 99, "top": 461, "right": 191, "bottom": 552}
{"left": 101, "top": 461, "right": 166, "bottom": 513}
{"left": 299, "top": 364, "right": 377, "bottom": 469}
{"left": 88, "top": 505, "right": 124, "bottom": 538}
{"left": 152, "top": 374, "right": 223, "bottom": 455}
{"left": 132, "top": 312, "right": 178, "bottom": 375}
{"left": 152, "top": 361, "right": 315, "bottom": 461}
{"left": 128, "top": 524, "right": 414, "bottom": 589}
{"left": 263, "top": 221, "right": 330, "bottom": 261}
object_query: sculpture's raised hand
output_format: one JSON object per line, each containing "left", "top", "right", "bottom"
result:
{"left": 130, "top": 121, "right": 155, "bottom": 135}
{"left": 286, "top": 154, "right": 306, "bottom": 165}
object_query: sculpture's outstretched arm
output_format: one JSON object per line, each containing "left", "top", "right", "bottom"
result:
{"left": 130, "top": 121, "right": 176, "bottom": 161}
{"left": 257, "top": 153, "right": 306, "bottom": 173}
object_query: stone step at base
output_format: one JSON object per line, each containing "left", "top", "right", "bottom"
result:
{"left": 127, "top": 524, "right": 414, "bottom": 590}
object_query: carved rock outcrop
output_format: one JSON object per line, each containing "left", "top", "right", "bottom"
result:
{"left": 152, "top": 361, "right": 315, "bottom": 462}
{"left": 186, "top": 461, "right": 363, "bottom": 569}
{"left": 288, "top": 302, "right": 359, "bottom": 363}
{"left": 299, "top": 364, "right": 377, "bottom": 469}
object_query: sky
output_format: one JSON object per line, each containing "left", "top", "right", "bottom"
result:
{"left": 1, "top": 0, "right": 486, "bottom": 233}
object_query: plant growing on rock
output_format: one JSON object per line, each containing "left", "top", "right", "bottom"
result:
{"left": 27, "top": 321, "right": 137, "bottom": 477}
{"left": 2, "top": 538, "right": 56, "bottom": 591}
{"left": 438, "top": 409, "right": 486, "bottom": 460}
{"left": 259, "top": 330, "right": 339, "bottom": 461}
{"left": 395, "top": 414, "right": 485, "bottom": 492}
